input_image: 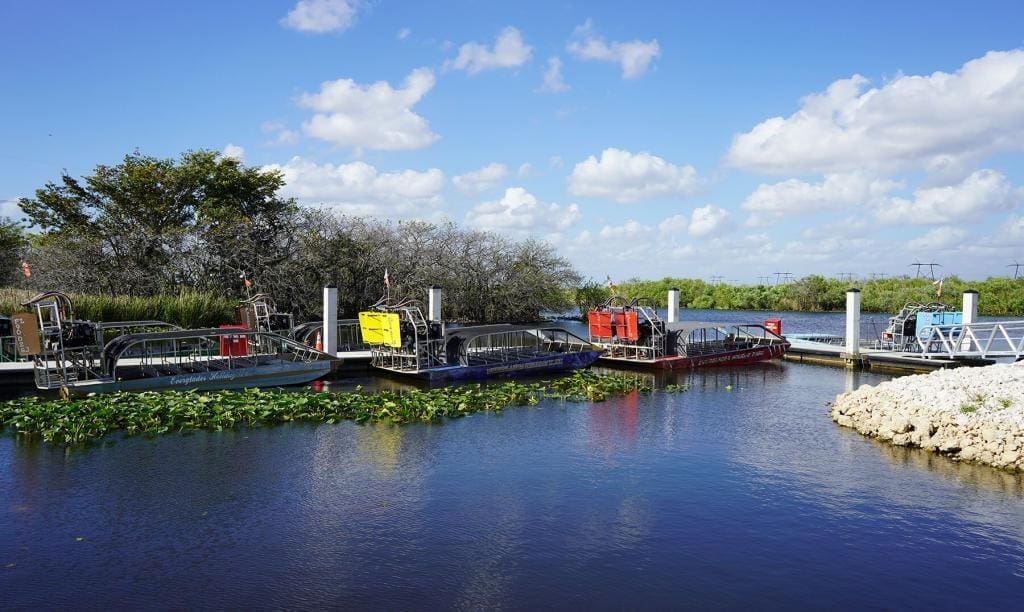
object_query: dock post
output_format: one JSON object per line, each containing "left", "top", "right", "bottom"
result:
{"left": 842, "top": 288, "right": 865, "bottom": 369}
{"left": 962, "top": 289, "right": 978, "bottom": 351}
{"left": 667, "top": 288, "right": 680, "bottom": 323}
{"left": 428, "top": 285, "right": 442, "bottom": 322}
{"left": 323, "top": 285, "right": 337, "bottom": 355}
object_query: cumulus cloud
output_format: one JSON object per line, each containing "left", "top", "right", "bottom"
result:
{"left": 741, "top": 172, "right": 900, "bottom": 226}
{"left": 875, "top": 169, "right": 1020, "bottom": 225}
{"left": 539, "top": 57, "right": 569, "bottom": 92}
{"left": 0, "top": 198, "right": 26, "bottom": 220}
{"left": 517, "top": 163, "right": 532, "bottom": 178}
{"left": 219, "top": 144, "right": 245, "bottom": 161}
{"left": 281, "top": 0, "right": 360, "bottom": 34}
{"left": 689, "top": 205, "right": 732, "bottom": 238}
{"left": 265, "top": 156, "right": 444, "bottom": 215}
{"left": 466, "top": 187, "right": 580, "bottom": 233}
{"left": 297, "top": 68, "right": 439, "bottom": 150}
{"left": 397, "top": 27, "right": 411, "bottom": 40}
{"left": 658, "top": 214, "right": 689, "bottom": 234}
{"left": 567, "top": 148, "right": 701, "bottom": 203}
{"left": 598, "top": 219, "right": 652, "bottom": 240}
{"left": 452, "top": 163, "right": 508, "bottom": 194}
{"left": 445, "top": 27, "right": 533, "bottom": 74}
{"left": 906, "top": 226, "right": 969, "bottom": 251}
{"left": 566, "top": 19, "right": 660, "bottom": 79}
{"left": 726, "top": 49, "right": 1024, "bottom": 175}
{"left": 993, "top": 214, "right": 1024, "bottom": 246}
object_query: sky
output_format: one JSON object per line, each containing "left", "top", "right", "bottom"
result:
{"left": 2, "top": 0, "right": 1024, "bottom": 283}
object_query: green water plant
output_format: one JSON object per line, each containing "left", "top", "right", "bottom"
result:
{"left": 0, "top": 371, "right": 659, "bottom": 446}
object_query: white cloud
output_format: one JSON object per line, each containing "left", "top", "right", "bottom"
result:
{"left": 549, "top": 155, "right": 564, "bottom": 168}
{"left": 220, "top": 143, "right": 245, "bottom": 161}
{"left": 281, "top": 0, "right": 359, "bottom": 34}
{"left": 567, "top": 148, "right": 701, "bottom": 203}
{"left": 799, "top": 216, "right": 870, "bottom": 240}
{"left": 994, "top": 215, "right": 1024, "bottom": 246}
{"left": 540, "top": 56, "right": 569, "bottom": 92}
{"left": 876, "top": 169, "right": 1019, "bottom": 225}
{"left": 741, "top": 172, "right": 900, "bottom": 226}
{"left": 0, "top": 198, "right": 26, "bottom": 220}
{"left": 297, "top": 68, "right": 439, "bottom": 150}
{"left": 445, "top": 27, "right": 533, "bottom": 74}
{"left": 566, "top": 19, "right": 660, "bottom": 79}
{"left": 598, "top": 219, "right": 652, "bottom": 240}
{"left": 265, "top": 157, "right": 444, "bottom": 215}
{"left": 906, "top": 226, "right": 969, "bottom": 251}
{"left": 466, "top": 187, "right": 580, "bottom": 233}
{"left": 452, "top": 163, "right": 508, "bottom": 194}
{"left": 260, "top": 121, "right": 299, "bottom": 145}
{"left": 658, "top": 214, "right": 689, "bottom": 234}
{"left": 689, "top": 205, "right": 732, "bottom": 238}
{"left": 397, "top": 27, "right": 410, "bottom": 40}
{"left": 517, "top": 163, "right": 532, "bottom": 178}
{"left": 726, "top": 49, "right": 1024, "bottom": 175}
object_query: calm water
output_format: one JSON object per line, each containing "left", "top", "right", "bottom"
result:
{"left": 3, "top": 360, "right": 1024, "bottom": 609}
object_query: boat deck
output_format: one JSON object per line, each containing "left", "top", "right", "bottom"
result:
{"left": 784, "top": 337, "right": 992, "bottom": 372}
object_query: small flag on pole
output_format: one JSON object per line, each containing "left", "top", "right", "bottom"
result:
{"left": 933, "top": 277, "right": 944, "bottom": 298}
{"left": 606, "top": 275, "right": 615, "bottom": 291}
{"left": 20, "top": 261, "right": 31, "bottom": 278}
{"left": 384, "top": 268, "right": 390, "bottom": 289}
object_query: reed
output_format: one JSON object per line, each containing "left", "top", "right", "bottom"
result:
{"left": 0, "top": 371, "right": 657, "bottom": 446}
{"left": 0, "top": 288, "right": 237, "bottom": 328}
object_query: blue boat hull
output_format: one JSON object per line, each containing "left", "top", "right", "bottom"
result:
{"left": 385, "top": 350, "right": 603, "bottom": 383}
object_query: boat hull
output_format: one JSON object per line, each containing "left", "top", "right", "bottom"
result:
{"left": 599, "top": 343, "right": 789, "bottom": 370}
{"left": 376, "top": 350, "right": 603, "bottom": 382}
{"left": 60, "top": 361, "right": 334, "bottom": 396}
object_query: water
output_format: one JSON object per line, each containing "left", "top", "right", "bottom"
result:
{"left": 3, "top": 361, "right": 1024, "bottom": 608}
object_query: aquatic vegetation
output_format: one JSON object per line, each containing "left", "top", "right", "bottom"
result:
{"left": 0, "top": 371, "right": 659, "bottom": 446}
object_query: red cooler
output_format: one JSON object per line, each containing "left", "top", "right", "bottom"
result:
{"left": 219, "top": 324, "right": 249, "bottom": 356}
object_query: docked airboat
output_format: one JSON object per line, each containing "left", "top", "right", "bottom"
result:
{"left": 12, "top": 292, "right": 334, "bottom": 395}
{"left": 358, "top": 297, "right": 601, "bottom": 382}
{"left": 587, "top": 297, "right": 789, "bottom": 369}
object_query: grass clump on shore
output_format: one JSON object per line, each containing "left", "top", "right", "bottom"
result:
{"left": 0, "top": 371, "right": 656, "bottom": 446}
{"left": 0, "top": 288, "right": 237, "bottom": 329}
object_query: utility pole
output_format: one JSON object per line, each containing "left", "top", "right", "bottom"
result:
{"left": 909, "top": 261, "right": 941, "bottom": 280}
{"left": 1009, "top": 261, "right": 1023, "bottom": 280}
{"left": 836, "top": 272, "right": 854, "bottom": 282}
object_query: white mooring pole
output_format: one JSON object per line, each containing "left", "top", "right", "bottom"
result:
{"left": 844, "top": 288, "right": 862, "bottom": 368}
{"left": 323, "top": 285, "right": 338, "bottom": 354}
{"left": 428, "top": 285, "right": 442, "bottom": 322}
{"left": 962, "top": 289, "right": 978, "bottom": 351}
{"left": 667, "top": 288, "right": 680, "bottom": 323}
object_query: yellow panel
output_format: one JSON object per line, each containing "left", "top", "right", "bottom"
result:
{"left": 359, "top": 312, "right": 402, "bottom": 348}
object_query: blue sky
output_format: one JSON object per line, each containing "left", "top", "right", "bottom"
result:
{"left": 2, "top": 0, "right": 1023, "bottom": 282}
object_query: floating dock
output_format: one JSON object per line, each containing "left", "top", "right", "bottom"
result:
{"left": 783, "top": 337, "right": 992, "bottom": 373}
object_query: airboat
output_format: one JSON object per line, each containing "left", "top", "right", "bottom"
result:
{"left": 587, "top": 297, "right": 789, "bottom": 369}
{"left": 358, "top": 296, "right": 601, "bottom": 382}
{"left": 12, "top": 291, "right": 334, "bottom": 395}
{"left": 238, "top": 293, "right": 369, "bottom": 355}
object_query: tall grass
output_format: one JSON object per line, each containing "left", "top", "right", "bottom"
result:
{"left": 0, "top": 288, "right": 237, "bottom": 328}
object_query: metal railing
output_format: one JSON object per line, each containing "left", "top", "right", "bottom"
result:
{"left": 915, "top": 321, "right": 1024, "bottom": 359}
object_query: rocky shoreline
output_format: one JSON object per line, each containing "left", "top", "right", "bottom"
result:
{"left": 831, "top": 361, "right": 1024, "bottom": 471}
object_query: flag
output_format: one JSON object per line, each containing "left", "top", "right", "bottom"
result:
{"left": 244, "top": 278, "right": 253, "bottom": 288}
{"left": 384, "top": 268, "right": 390, "bottom": 289}
{"left": 20, "top": 261, "right": 31, "bottom": 278}
{"left": 606, "top": 275, "right": 615, "bottom": 291}
{"left": 933, "top": 277, "right": 944, "bottom": 298}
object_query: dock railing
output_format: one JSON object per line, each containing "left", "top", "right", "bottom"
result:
{"left": 915, "top": 321, "right": 1024, "bottom": 360}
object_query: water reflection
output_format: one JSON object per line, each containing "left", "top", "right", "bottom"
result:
{"left": 4, "top": 360, "right": 1024, "bottom": 608}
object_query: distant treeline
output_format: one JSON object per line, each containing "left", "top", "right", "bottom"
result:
{"left": 580, "top": 276, "right": 1024, "bottom": 317}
